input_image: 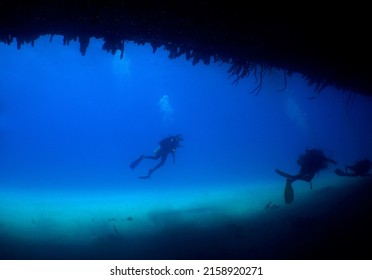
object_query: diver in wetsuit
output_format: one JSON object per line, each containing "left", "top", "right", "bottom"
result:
{"left": 335, "top": 159, "right": 372, "bottom": 177}
{"left": 130, "top": 134, "right": 184, "bottom": 179}
{"left": 275, "top": 148, "right": 337, "bottom": 203}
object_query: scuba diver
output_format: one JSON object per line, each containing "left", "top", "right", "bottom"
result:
{"left": 275, "top": 148, "right": 337, "bottom": 204}
{"left": 130, "top": 134, "right": 184, "bottom": 179}
{"left": 335, "top": 158, "right": 372, "bottom": 177}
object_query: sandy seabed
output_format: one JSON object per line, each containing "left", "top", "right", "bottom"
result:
{"left": 0, "top": 176, "right": 371, "bottom": 260}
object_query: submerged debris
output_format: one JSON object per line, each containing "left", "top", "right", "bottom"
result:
{"left": 264, "top": 201, "right": 280, "bottom": 211}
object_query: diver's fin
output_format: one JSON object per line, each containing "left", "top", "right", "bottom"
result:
{"left": 130, "top": 155, "right": 144, "bottom": 170}
{"left": 138, "top": 169, "right": 153, "bottom": 179}
{"left": 275, "top": 169, "right": 294, "bottom": 179}
{"left": 284, "top": 179, "right": 294, "bottom": 204}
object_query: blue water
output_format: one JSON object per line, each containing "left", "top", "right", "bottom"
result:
{"left": 1, "top": 36, "right": 372, "bottom": 259}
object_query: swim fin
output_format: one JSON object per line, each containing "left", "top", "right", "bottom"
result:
{"left": 138, "top": 168, "right": 153, "bottom": 179}
{"left": 130, "top": 155, "right": 144, "bottom": 170}
{"left": 284, "top": 179, "right": 294, "bottom": 204}
{"left": 275, "top": 169, "right": 293, "bottom": 179}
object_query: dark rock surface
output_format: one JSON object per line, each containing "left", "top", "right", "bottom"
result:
{"left": 1, "top": 1, "right": 371, "bottom": 96}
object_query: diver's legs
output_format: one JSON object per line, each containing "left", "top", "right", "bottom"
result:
{"left": 149, "top": 155, "right": 167, "bottom": 174}
{"left": 143, "top": 155, "right": 161, "bottom": 160}
{"left": 275, "top": 169, "right": 295, "bottom": 180}
{"left": 138, "top": 155, "right": 167, "bottom": 179}
{"left": 301, "top": 173, "right": 315, "bottom": 189}
{"left": 287, "top": 177, "right": 296, "bottom": 184}
{"left": 132, "top": 154, "right": 160, "bottom": 171}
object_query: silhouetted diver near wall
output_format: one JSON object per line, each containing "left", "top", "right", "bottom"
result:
{"left": 275, "top": 148, "right": 337, "bottom": 204}
{"left": 335, "top": 159, "right": 372, "bottom": 177}
{"left": 130, "top": 134, "right": 184, "bottom": 179}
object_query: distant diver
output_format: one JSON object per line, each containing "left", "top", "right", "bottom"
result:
{"left": 130, "top": 134, "right": 184, "bottom": 179}
{"left": 335, "top": 159, "right": 372, "bottom": 177}
{"left": 275, "top": 148, "right": 337, "bottom": 204}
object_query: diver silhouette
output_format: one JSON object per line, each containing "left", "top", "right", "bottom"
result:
{"left": 275, "top": 148, "right": 337, "bottom": 204}
{"left": 335, "top": 159, "right": 372, "bottom": 177}
{"left": 130, "top": 134, "right": 184, "bottom": 179}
